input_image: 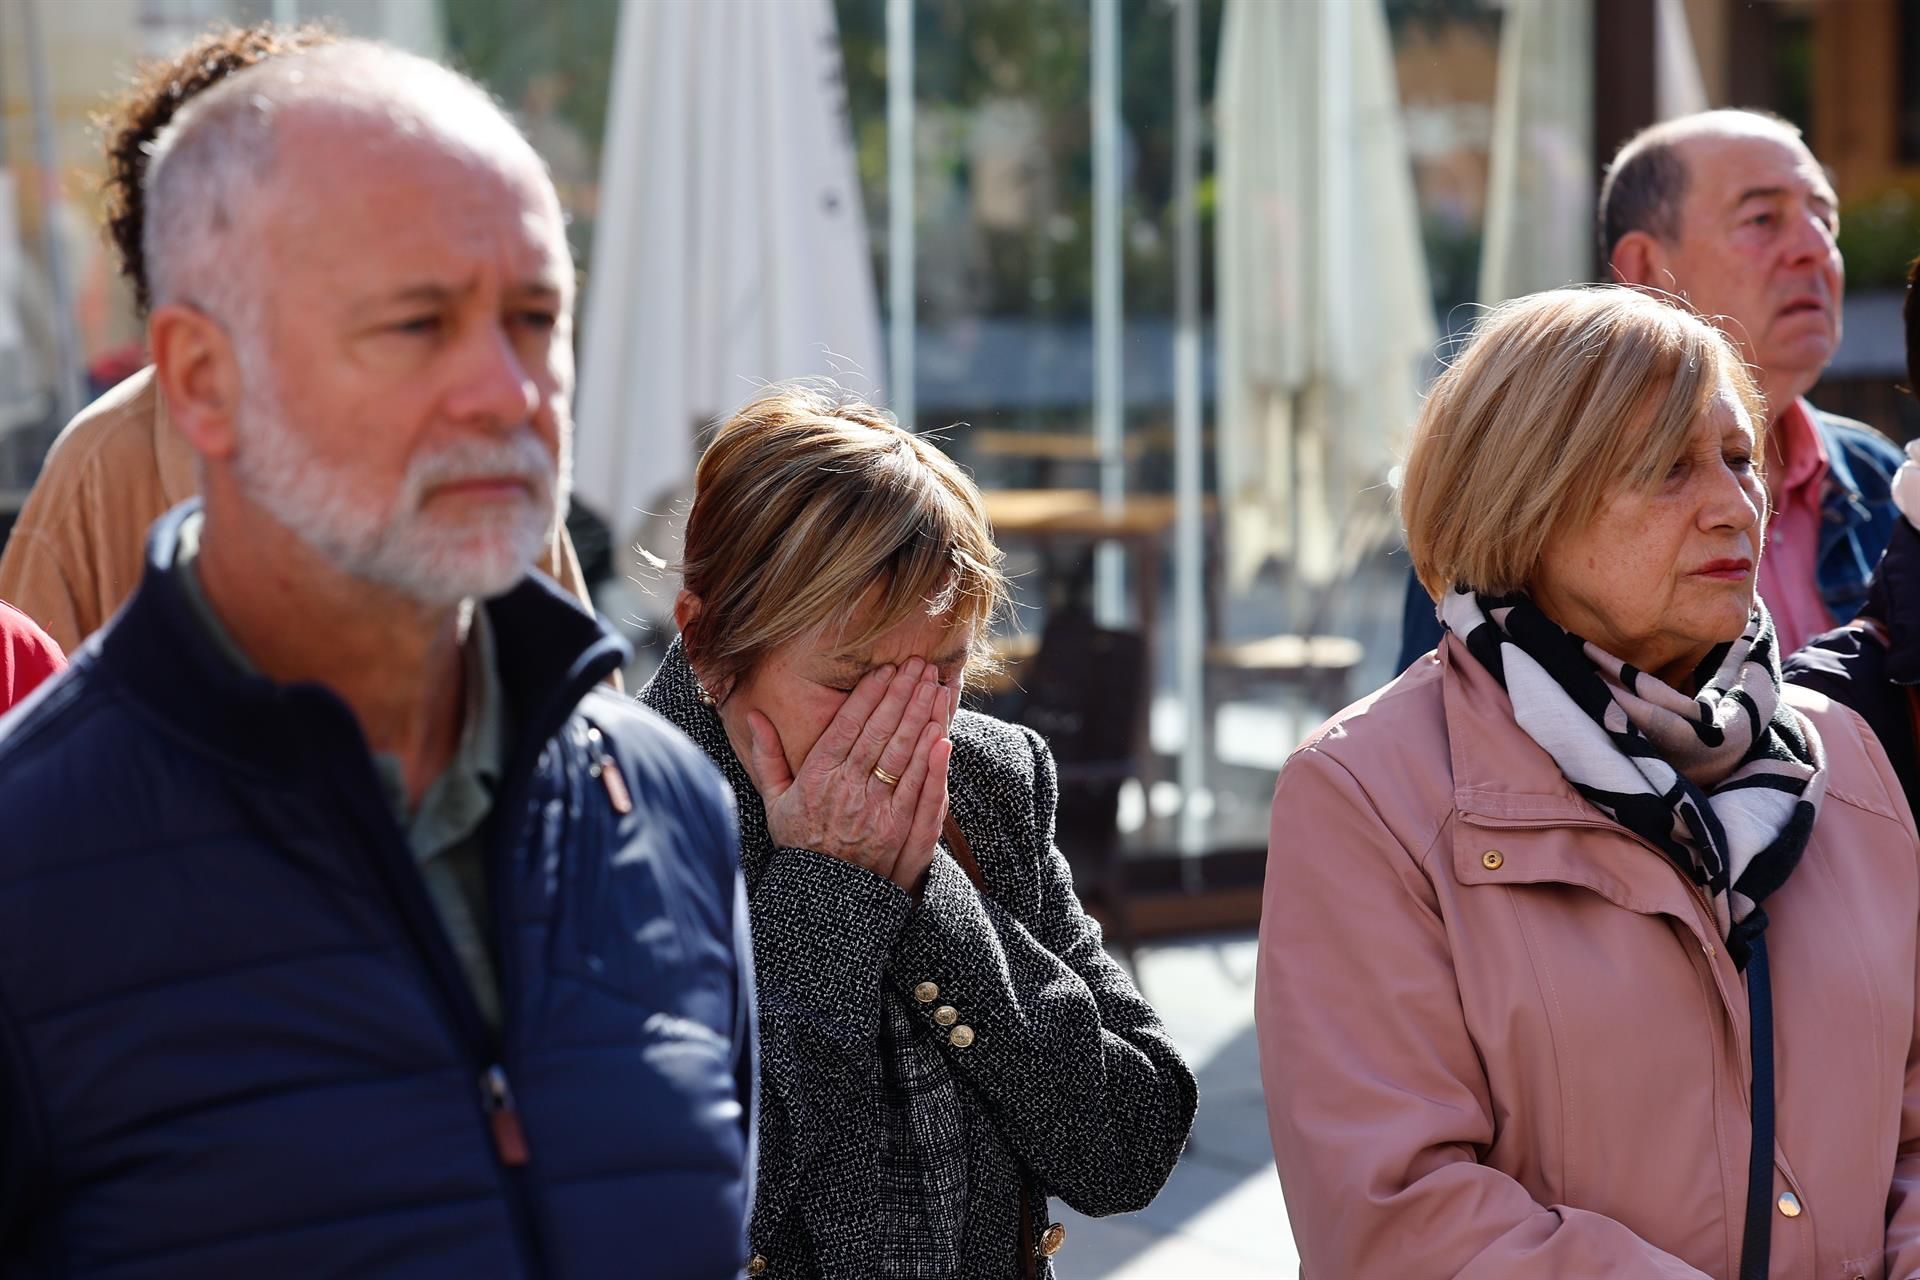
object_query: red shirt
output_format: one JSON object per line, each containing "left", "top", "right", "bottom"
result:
{"left": 0, "top": 598, "right": 65, "bottom": 713}
{"left": 1756, "top": 400, "right": 1834, "bottom": 655}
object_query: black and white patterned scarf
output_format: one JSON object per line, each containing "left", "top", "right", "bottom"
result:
{"left": 1440, "top": 588, "right": 1826, "bottom": 965}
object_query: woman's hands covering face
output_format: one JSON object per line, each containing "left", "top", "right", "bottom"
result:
{"left": 744, "top": 656, "right": 953, "bottom": 894}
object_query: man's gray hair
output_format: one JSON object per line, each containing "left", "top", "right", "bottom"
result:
{"left": 142, "top": 39, "right": 554, "bottom": 325}
{"left": 1597, "top": 108, "right": 1807, "bottom": 266}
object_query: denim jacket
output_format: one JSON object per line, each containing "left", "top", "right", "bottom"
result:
{"left": 1396, "top": 403, "right": 1906, "bottom": 671}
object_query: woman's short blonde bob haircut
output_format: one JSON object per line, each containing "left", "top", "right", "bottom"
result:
{"left": 678, "top": 381, "right": 1009, "bottom": 691}
{"left": 1403, "top": 286, "right": 1767, "bottom": 601}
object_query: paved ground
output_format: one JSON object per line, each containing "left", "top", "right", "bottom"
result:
{"left": 1052, "top": 930, "right": 1300, "bottom": 1279}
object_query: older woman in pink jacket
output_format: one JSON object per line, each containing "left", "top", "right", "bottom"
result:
{"left": 1258, "top": 287, "right": 1920, "bottom": 1279}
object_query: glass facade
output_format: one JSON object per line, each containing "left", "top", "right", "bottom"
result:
{"left": 823, "top": 0, "right": 1515, "bottom": 860}
{"left": 17, "top": 0, "right": 1908, "bottom": 870}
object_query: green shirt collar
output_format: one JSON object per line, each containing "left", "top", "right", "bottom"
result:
{"left": 171, "top": 510, "right": 509, "bottom": 846}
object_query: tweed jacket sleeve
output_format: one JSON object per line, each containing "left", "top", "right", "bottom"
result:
{"left": 747, "top": 848, "right": 913, "bottom": 1264}
{"left": 887, "top": 720, "right": 1196, "bottom": 1214}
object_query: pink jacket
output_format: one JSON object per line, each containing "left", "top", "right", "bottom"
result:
{"left": 1257, "top": 637, "right": 1920, "bottom": 1279}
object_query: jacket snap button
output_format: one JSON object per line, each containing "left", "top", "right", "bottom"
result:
{"left": 933, "top": 1005, "right": 959, "bottom": 1027}
{"left": 1777, "top": 1191, "right": 1801, "bottom": 1217}
{"left": 1038, "top": 1222, "right": 1067, "bottom": 1257}
{"left": 949, "top": 1024, "right": 975, "bottom": 1049}
{"left": 746, "top": 1257, "right": 767, "bottom": 1276}
{"left": 1481, "top": 850, "right": 1504, "bottom": 870}
{"left": 914, "top": 981, "right": 939, "bottom": 1003}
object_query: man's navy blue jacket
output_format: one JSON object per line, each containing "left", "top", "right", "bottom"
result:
{"left": 0, "top": 506, "right": 755, "bottom": 1278}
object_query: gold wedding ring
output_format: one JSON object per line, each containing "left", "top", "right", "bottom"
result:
{"left": 872, "top": 765, "right": 901, "bottom": 787}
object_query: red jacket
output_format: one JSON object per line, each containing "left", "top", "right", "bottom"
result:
{"left": 0, "top": 599, "right": 63, "bottom": 712}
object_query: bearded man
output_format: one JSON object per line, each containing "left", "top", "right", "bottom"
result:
{"left": 0, "top": 42, "right": 754, "bottom": 1278}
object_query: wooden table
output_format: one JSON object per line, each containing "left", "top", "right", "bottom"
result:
{"left": 980, "top": 487, "right": 1216, "bottom": 660}
{"left": 980, "top": 488, "right": 1220, "bottom": 797}
{"left": 971, "top": 430, "right": 1149, "bottom": 467}
{"left": 981, "top": 489, "right": 1202, "bottom": 538}
{"left": 970, "top": 428, "right": 1211, "bottom": 464}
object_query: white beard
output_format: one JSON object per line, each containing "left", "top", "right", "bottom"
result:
{"left": 227, "top": 353, "right": 571, "bottom": 607}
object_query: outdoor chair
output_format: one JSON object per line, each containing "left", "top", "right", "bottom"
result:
{"left": 1203, "top": 476, "right": 1400, "bottom": 724}
{"left": 1014, "top": 606, "right": 1149, "bottom": 969}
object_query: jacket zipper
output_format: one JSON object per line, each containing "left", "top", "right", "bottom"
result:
{"left": 335, "top": 769, "right": 542, "bottom": 1273}
{"left": 482, "top": 1065, "right": 531, "bottom": 1166}
{"left": 1685, "top": 879, "right": 1718, "bottom": 959}
{"left": 473, "top": 654, "right": 625, "bottom": 1272}
{"left": 330, "top": 645, "right": 620, "bottom": 1279}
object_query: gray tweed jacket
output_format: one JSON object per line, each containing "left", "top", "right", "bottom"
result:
{"left": 643, "top": 643, "right": 1195, "bottom": 1279}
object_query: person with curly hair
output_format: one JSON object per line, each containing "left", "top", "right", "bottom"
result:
{"left": 0, "top": 23, "right": 595, "bottom": 653}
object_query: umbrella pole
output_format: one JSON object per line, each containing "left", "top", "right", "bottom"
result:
{"left": 885, "top": 0, "right": 915, "bottom": 428}
{"left": 1090, "top": 0, "right": 1126, "bottom": 630}
{"left": 1172, "top": 0, "right": 1206, "bottom": 869}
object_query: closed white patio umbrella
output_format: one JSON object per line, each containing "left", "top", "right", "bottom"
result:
{"left": 573, "top": 0, "right": 884, "bottom": 568}
{"left": 1478, "top": 0, "right": 1594, "bottom": 304}
{"left": 1214, "top": 0, "right": 1434, "bottom": 592}
{"left": 1479, "top": 0, "right": 1706, "bottom": 307}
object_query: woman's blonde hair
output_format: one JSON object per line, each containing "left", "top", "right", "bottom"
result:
{"left": 1402, "top": 286, "right": 1767, "bottom": 600}
{"left": 679, "top": 382, "right": 1009, "bottom": 689}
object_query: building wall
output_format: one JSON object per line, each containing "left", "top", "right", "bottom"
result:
{"left": 1813, "top": 0, "right": 1901, "bottom": 199}
{"left": 0, "top": 1, "right": 148, "bottom": 365}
